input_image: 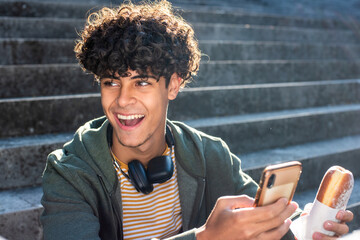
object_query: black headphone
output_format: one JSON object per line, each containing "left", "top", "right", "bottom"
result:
{"left": 108, "top": 125, "right": 175, "bottom": 194}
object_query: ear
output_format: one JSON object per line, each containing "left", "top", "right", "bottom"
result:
{"left": 167, "top": 73, "right": 182, "bottom": 100}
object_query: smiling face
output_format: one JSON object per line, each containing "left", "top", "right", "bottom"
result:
{"left": 101, "top": 69, "right": 180, "bottom": 163}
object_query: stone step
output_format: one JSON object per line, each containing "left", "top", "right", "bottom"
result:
{"left": 180, "top": 9, "right": 357, "bottom": 30}
{"left": 1, "top": 80, "right": 360, "bottom": 138}
{"left": 1, "top": 17, "right": 358, "bottom": 44}
{"left": 0, "top": 64, "right": 96, "bottom": 98}
{"left": 185, "top": 104, "right": 360, "bottom": 154}
{"left": 169, "top": 79, "right": 360, "bottom": 120}
{"left": 0, "top": 133, "right": 72, "bottom": 190}
{"left": 1, "top": 61, "right": 360, "bottom": 98}
{"left": 197, "top": 60, "right": 360, "bottom": 87}
{"left": 1, "top": 38, "right": 360, "bottom": 65}
{"left": 0, "top": 94, "right": 103, "bottom": 138}
{"left": 0, "top": 17, "right": 85, "bottom": 39}
{"left": 0, "top": 186, "right": 43, "bottom": 240}
{"left": 201, "top": 41, "right": 360, "bottom": 61}
{"left": 0, "top": 1, "right": 101, "bottom": 19}
{"left": 0, "top": 38, "right": 75, "bottom": 65}
{"left": 241, "top": 135, "right": 360, "bottom": 192}
{"left": 200, "top": 0, "right": 360, "bottom": 21}
{"left": 194, "top": 23, "right": 358, "bottom": 43}
{"left": 1, "top": 95, "right": 359, "bottom": 148}
{"left": 2, "top": 0, "right": 358, "bottom": 17}
{"left": 0, "top": 1, "right": 352, "bottom": 30}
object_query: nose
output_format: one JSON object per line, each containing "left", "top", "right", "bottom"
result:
{"left": 116, "top": 85, "right": 136, "bottom": 107}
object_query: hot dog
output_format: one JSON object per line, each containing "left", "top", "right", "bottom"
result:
{"left": 316, "top": 166, "right": 354, "bottom": 209}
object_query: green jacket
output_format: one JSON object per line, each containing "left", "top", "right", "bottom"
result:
{"left": 41, "top": 116, "right": 295, "bottom": 240}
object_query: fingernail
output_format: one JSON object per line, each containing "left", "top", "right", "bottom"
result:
{"left": 285, "top": 218, "right": 292, "bottom": 226}
{"left": 337, "top": 210, "right": 344, "bottom": 219}
{"left": 312, "top": 232, "right": 322, "bottom": 240}
{"left": 324, "top": 221, "right": 333, "bottom": 229}
{"left": 291, "top": 201, "right": 299, "bottom": 209}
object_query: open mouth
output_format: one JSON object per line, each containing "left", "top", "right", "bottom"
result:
{"left": 117, "top": 114, "right": 145, "bottom": 127}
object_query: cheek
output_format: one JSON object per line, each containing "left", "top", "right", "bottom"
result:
{"left": 100, "top": 94, "right": 108, "bottom": 109}
{"left": 101, "top": 92, "right": 115, "bottom": 112}
{"left": 145, "top": 93, "right": 168, "bottom": 116}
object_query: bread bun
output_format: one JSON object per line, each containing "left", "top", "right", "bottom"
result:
{"left": 316, "top": 166, "right": 354, "bottom": 209}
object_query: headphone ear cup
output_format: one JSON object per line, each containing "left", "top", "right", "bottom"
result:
{"left": 128, "top": 160, "right": 153, "bottom": 194}
{"left": 147, "top": 155, "right": 174, "bottom": 183}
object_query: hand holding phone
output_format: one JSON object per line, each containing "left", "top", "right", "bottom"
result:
{"left": 254, "top": 161, "right": 302, "bottom": 207}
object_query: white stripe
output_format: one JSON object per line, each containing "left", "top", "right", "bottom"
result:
{"left": 125, "top": 217, "right": 182, "bottom": 239}
{"left": 121, "top": 183, "right": 178, "bottom": 202}
{"left": 123, "top": 209, "right": 181, "bottom": 222}
{"left": 114, "top": 145, "right": 182, "bottom": 240}
{"left": 124, "top": 218, "right": 182, "bottom": 238}
{"left": 122, "top": 185, "right": 178, "bottom": 200}
{"left": 124, "top": 215, "right": 181, "bottom": 231}
{"left": 123, "top": 196, "right": 179, "bottom": 210}
{"left": 123, "top": 203, "right": 179, "bottom": 216}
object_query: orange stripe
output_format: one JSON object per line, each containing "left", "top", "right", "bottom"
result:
{"left": 122, "top": 190, "right": 178, "bottom": 204}
{"left": 124, "top": 214, "right": 181, "bottom": 228}
{"left": 123, "top": 204, "right": 179, "bottom": 216}
{"left": 121, "top": 184, "right": 178, "bottom": 201}
{"left": 123, "top": 212, "right": 181, "bottom": 224}
{"left": 123, "top": 220, "right": 180, "bottom": 237}
{"left": 113, "top": 145, "right": 182, "bottom": 239}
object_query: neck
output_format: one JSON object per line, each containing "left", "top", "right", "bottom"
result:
{"left": 111, "top": 131, "right": 167, "bottom": 167}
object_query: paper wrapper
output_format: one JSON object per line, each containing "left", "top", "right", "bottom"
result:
{"left": 291, "top": 200, "right": 342, "bottom": 239}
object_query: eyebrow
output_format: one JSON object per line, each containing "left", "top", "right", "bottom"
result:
{"left": 130, "top": 74, "right": 157, "bottom": 80}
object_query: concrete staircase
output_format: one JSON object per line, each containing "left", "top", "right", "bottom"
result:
{"left": 1, "top": 0, "right": 360, "bottom": 239}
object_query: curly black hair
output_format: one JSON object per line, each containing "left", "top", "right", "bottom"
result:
{"left": 74, "top": 0, "right": 201, "bottom": 87}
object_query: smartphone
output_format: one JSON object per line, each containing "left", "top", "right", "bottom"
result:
{"left": 254, "top": 161, "right": 302, "bottom": 207}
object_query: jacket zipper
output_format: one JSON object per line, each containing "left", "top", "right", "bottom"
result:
{"left": 97, "top": 174, "right": 124, "bottom": 240}
{"left": 188, "top": 177, "right": 206, "bottom": 228}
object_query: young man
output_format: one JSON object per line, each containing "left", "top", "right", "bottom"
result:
{"left": 41, "top": 1, "right": 353, "bottom": 239}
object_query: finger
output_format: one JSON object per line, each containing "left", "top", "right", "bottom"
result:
{"left": 301, "top": 202, "right": 313, "bottom": 216}
{"left": 233, "top": 198, "right": 288, "bottom": 223}
{"left": 323, "top": 220, "right": 349, "bottom": 236}
{"left": 216, "top": 195, "right": 255, "bottom": 210}
{"left": 257, "top": 218, "right": 292, "bottom": 240}
{"left": 258, "top": 199, "right": 298, "bottom": 221}
{"left": 254, "top": 202, "right": 297, "bottom": 233}
{"left": 312, "top": 231, "right": 338, "bottom": 240}
{"left": 252, "top": 198, "right": 289, "bottom": 218}
{"left": 336, "top": 210, "right": 354, "bottom": 223}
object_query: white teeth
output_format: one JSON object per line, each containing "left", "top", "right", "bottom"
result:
{"left": 117, "top": 114, "right": 144, "bottom": 120}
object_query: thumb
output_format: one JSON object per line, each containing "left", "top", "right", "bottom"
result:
{"left": 216, "top": 195, "right": 255, "bottom": 210}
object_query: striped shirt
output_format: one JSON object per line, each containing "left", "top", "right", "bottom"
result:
{"left": 112, "top": 145, "right": 183, "bottom": 240}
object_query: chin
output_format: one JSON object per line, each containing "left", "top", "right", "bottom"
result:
{"left": 116, "top": 134, "right": 148, "bottom": 148}
{"left": 119, "top": 141, "right": 144, "bottom": 148}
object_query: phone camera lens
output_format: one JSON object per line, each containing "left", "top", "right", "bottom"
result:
{"left": 267, "top": 174, "right": 276, "bottom": 188}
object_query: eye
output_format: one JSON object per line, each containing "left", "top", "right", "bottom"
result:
{"left": 102, "top": 80, "right": 119, "bottom": 87}
{"left": 136, "top": 80, "right": 150, "bottom": 87}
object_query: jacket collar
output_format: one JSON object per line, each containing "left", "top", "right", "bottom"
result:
{"left": 68, "top": 117, "right": 207, "bottom": 229}
{"left": 65, "top": 116, "right": 117, "bottom": 193}
{"left": 167, "top": 120, "right": 207, "bottom": 229}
